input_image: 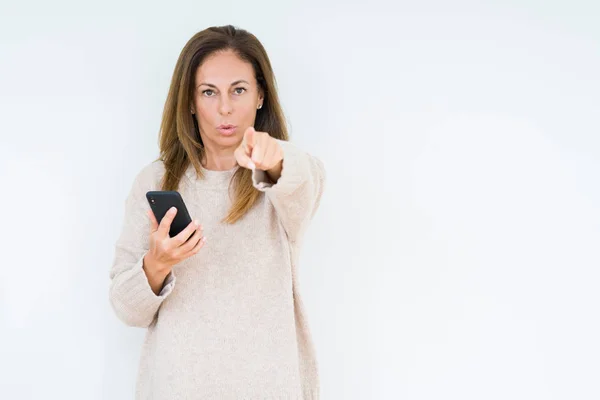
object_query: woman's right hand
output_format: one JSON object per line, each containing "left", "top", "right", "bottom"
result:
{"left": 143, "top": 207, "right": 206, "bottom": 294}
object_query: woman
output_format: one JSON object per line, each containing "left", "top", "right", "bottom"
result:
{"left": 109, "top": 25, "right": 326, "bottom": 399}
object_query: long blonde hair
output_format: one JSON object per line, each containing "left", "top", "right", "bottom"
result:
{"left": 156, "top": 25, "right": 289, "bottom": 224}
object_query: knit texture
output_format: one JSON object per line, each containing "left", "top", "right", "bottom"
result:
{"left": 109, "top": 139, "right": 326, "bottom": 399}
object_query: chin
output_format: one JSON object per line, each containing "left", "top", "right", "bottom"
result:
{"left": 213, "top": 132, "right": 242, "bottom": 145}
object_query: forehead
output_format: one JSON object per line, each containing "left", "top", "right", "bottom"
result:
{"left": 195, "top": 50, "right": 255, "bottom": 85}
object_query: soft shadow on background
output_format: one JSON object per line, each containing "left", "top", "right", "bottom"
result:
{"left": 0, "top": 1, "right": 598, "bottom": 399}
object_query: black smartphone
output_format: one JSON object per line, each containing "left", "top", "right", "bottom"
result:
{"left": 146, "top": 191, "right": 193, "bottom": 238}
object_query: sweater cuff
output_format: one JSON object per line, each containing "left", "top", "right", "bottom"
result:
{"left": 251, "top": 139, "right": 306, "bottom": 192}
{"left": 110, "top": 255, "right": 176, "bottom": 322}
{"left": 159, "top": 268, "right": 176, "bottom": 296}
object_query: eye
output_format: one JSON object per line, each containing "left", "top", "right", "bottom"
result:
{"left": 202, "top": 89, "right": 215, "bottom": 97}
{"left": 234, "top": 87, "right": 247, "bottom": 95}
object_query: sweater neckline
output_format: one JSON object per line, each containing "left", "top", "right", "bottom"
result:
{"left": 184, "top": 163, "right": 240, "bottom": 187}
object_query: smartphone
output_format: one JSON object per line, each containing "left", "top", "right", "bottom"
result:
{"left": 146, "top": 191, "right": 193, "bottom": 238}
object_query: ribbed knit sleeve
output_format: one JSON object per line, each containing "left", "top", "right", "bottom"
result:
{"left": 109, "top": 166, "right": 176, "bottom": 328}
{"left": 251, "top": 139, "right": 326, "bottom": 243}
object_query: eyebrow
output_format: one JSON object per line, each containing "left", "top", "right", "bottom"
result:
{"left": 197, "top": 80, "right": 249, "bottom": 88}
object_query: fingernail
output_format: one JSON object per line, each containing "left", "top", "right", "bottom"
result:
{"left": 170, "top": 207, "right": 177, "bottom": 213}
{"left": 248, "top": 161, "right": 256, "bottom": 170}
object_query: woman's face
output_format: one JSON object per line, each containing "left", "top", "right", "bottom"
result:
{"left": 191, "top": 49, "right": 263, "bottom": 150}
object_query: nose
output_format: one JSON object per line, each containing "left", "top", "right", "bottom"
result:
{"left": 218, "top": 95, "right": 233, "bottom": 115}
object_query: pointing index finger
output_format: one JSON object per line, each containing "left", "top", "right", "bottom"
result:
{"left": 244, "top": 127, "right": 256, "bottom": 152}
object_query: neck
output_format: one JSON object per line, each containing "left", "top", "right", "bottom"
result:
{"left": 201, "top": 142, "right": 238, "bottom": 171}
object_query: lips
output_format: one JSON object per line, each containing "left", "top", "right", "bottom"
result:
{"left": 216, "top": 124, "right": 237, "bottom": 136}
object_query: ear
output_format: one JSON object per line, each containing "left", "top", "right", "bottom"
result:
{"left": 258, "top": 87, "right": 264, "bottom": 103}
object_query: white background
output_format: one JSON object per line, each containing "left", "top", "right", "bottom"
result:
{"left": 1, "top": 1, "right": 599, "bottom": 399}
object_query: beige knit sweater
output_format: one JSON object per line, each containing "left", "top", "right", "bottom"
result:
{"left": 109, "top": 139, "right": 326, "bottom": 399}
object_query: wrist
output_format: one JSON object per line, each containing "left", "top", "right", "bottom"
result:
{"left": 266, "top": 159, "right": 283, "bottom": 183}
{"left": 143, "top": 255, "right": 170, "bottom": 293}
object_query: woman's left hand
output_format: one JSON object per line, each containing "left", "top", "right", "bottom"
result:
{"left": 235, "top": 127, "right": 283, "bottom": 178}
